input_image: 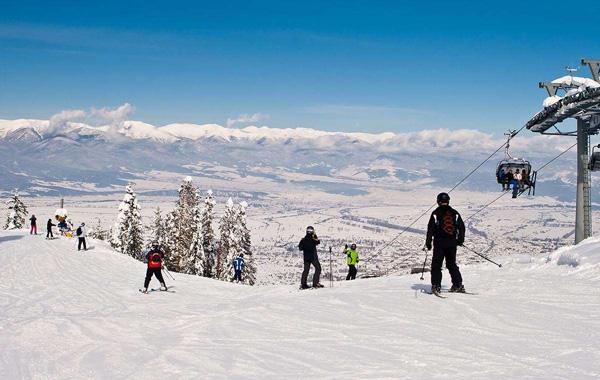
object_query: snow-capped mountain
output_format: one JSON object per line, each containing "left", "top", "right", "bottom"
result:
{"left": 0, "top": 118, "right": 580, "bottom": 199}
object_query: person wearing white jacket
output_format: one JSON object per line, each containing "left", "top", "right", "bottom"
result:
{"left": 76, "top": 223, "right": 87, "bottom": 251}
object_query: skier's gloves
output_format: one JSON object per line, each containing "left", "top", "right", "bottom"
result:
{"left": 426, "top": 243, "right": 432, "bottom": 251}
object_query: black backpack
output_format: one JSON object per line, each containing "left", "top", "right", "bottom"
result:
{"left": 435, "top": 209, "right": 457, "bottom": 238}
{"left": 76, "top": 227, "right": 82, "bottom": 236}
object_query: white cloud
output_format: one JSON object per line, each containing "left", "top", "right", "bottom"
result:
{"left": 45, "top": 103, "right": 134, "bottom": 137}
{"left": 226, "top": 113, "right": 269, "bottom": 128}
{"left": 90, "top": 103, "right": 134, "bottom": 126}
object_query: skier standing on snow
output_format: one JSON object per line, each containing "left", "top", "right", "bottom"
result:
{"left": 425, "top": 193, "right": 466, "bottom": 294}
{"left": 46, "top": 218, "right": 56, "bottom": 239}
{"left": 233, "top": 253, "right": 245, "bottom": 283}
{"left": 298, "top": 226, "right": 323, "bottom": 289}
{"left": 344, "top": 243, "right": 359, "bottom": 280}
{"left": 142, "top": 241, "right": 167, "bottom": 293}
{"left": 76, "top": 222, "right": 87, "bottom": 251}
{"left": 29, "top": 215, "right": 37, "bottom": 235}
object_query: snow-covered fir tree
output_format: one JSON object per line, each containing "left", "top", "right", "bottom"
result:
{"left": 147, "top": 206, "right": 167, "bottom": 248}
{"left": 185, "top": 200, "right": 205, "bottom": 275}
{"left": 110, "top": 184, "right": 144, "bottom": 261}
{"left": 200, "top": 189, "right": 216, "bottom": 277}
{"left": 4, "top": 190, "right": 28, "bottom": 230}
{"left": 236, "top": 201, "right": 256, "bottom": 286}
{"left": 165, "top": 177, "right": 200, "bottom": 272}
{"left": 88, "top": 218, "right": 108, "bottom": 240}
{"left": 216, "top": 198, "right": 241, "bottom": 281}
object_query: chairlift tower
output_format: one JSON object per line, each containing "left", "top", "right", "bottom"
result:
{"left": 526, "top": 58, "right": 600, "bottom": 244}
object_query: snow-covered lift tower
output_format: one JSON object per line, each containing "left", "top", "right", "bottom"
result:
{"left": 526, "top": 58, "right": 600, "bottom": 244}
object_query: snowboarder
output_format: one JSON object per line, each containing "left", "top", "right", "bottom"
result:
{"left": 142, "top": 241, "right": 167, "bottom": 293}
{"left": 29, "top": 215, "right": 37, "bottom": 235}
{"left": 425, "top": 192, "right": 466, "bottom": 294}
{"left": 76, "top": 222, "right": 87, "bottom": 251}
{"left": 233, "top": 253, "right": 245, "bottom": 283}
{"left": 344, "top": 243, "right": 359, "bottom": 280}
{"left": 298, "top": 226, "right": 323, "bottom": 289}
{"left": 46, "top": 218, "right": 56, "bottom": 239}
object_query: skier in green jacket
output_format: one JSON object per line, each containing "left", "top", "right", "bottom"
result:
{"left": 344, "top": 243, "right": 359, "bottom": 280}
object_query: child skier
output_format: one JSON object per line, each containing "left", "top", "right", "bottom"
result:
{"left": 233, "top": 253, "right": 245, "bottom": 283}
{"left": 142, "top": 242, "right": 167, "bottom": 293}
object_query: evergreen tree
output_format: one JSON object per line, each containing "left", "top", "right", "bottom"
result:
{"left": 88, "top": 217, "right": 108, "bottom": 240}
{"left": 186, "top": 200, "right": 205, "bottom": 275}
{"left": 165, "top": 177, "right": 200, "bottom": 272}
{"left": 110, "top": 184, "right": 144, "bottom": 261}
{"left": 216, "top": 198, "right": 240, "bottom": 281}
{"left": 148, "top": 206, "right": 167, "bottom": 248}
{"left": 4, "top": 190, "right": 28, "bottom": 230}
{"left": 200, "top": 189, "right": 217, "bottom": 277}
{"left": 237, "top": 201, "right": 256, "bottom": 286}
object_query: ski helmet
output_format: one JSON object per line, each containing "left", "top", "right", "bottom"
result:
{"left": 151, "top": 240, "right": 160, "bottom": 248}
{"left": 436, "top": 192, "right": 450, "bottom": 204}
{"left": 351, "top": 243, "right": 357, "bottom": 250}
{"left": 306, "top": 226, "right": 315, "bottom": 234}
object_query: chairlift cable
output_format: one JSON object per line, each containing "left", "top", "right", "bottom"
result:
{"left": 370, "top": 126, "right": 526, "bottom": 263}
{"left": 373, "top": 127, "right": 572, "bottom": 276}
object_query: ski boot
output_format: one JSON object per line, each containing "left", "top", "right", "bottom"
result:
{"left": 141, "top": 288, "right": 149, "bottom": 294}
{"left": 449, "top": 284, "right": 465, "bottom": 293}
{"left": 313, "top": 283, "right": 325, "bottom": 288}
{"left": 300, "top": 284, "right": 310, "bottom": 290}
{"left": 431, "top": 285, "right": 441, "bottom": 294}
{"left": 160, "top": 283, "right": 168, "bottom": 291}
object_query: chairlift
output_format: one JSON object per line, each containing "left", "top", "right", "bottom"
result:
{"left": 588, "top": 144, "right": 600, "bottom": 171}
{"left": 495, "top": 131, "right": 537, "bottom": 196}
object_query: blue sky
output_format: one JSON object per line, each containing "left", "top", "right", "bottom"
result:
{"left": 1, "top": 1, "right": 598, "bottom": 135}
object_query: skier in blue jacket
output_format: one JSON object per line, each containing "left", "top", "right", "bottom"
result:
{"left": 233, "top": 254, "right": 245, "bottom": 283}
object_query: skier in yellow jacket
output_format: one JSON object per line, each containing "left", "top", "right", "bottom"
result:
{"left": 344, "top": 243, "right": 359, "bottom": 280}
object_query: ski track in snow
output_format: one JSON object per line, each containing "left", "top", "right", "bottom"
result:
{"left": 1, "top": 231, "right": 599, "bottom": 379}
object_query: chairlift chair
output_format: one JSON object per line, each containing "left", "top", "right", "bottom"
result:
{"left": 588, "top": 145, "right": 600, "bottom": 171}
{"left": 496, "top": 158, "right": 537, "bottom": 196}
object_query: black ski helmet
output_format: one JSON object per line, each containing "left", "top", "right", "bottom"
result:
{"left": 351, "top": 243, "right": 357, "bottom": 249}
{"left": 437, "top": 192, "right": 450, "bottom": 204}
{"left": 306, "top": 226, "right": 315, "bottom": 234}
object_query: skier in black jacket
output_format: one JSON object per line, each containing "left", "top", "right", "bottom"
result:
{"left": 46, "top": 219, "right": 56, "bottom": 239}
{"left": 298, "top": 226, "right": 323, "bottom": 289}
{"left": 425, "top": 192, "right": 466, "bottom": 294}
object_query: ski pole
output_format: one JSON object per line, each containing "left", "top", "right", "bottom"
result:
{"left": 420, "top": 247, "right": 428, "bottom": 281}
{"left": 162, "top": 266, "right": 176, "bottom": 281}
{"left": 462, "top": 245, "right": 502, "bottom": 268}
{"left": 329, "top": 246, "right": 333, "bottom": 288}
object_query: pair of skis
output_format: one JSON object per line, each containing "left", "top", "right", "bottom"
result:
{"left": 426, "top": 289, "right": 477, "bottom": 298}
{"left": 139, "top": 287, "right": 176, "bottom": 294}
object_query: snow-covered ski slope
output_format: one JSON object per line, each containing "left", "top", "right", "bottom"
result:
{"left": 1, "top": 231, "right": 599, "bottom": 379}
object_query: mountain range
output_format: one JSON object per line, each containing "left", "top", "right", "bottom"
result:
{"left": 0, "top": 118, "right": 581, "bottom": 200}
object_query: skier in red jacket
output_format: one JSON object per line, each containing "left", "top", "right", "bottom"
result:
{"left": 142, "top": 242, "right": 167, "bottom": 293}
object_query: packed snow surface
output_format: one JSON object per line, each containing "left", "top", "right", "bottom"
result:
{"left": 1, "top": 231, "right": 599, "bottom": 379}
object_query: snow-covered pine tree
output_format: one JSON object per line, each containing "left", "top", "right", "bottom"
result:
{"left": 4, "top": 190, "right": 28, "bottom": 230}
{"left": 147, "top": 206, "right": 167, "bottom": 248}
{"left": 237, "top": 201, "right": 256, "bottom": 286}
{"left": 88, "top": 217, "right": 108, "bottom": 240}
{"left": 185, "top": 198, "right": 205, "bottom": 275}
{"left": 200, "top": 189, "right": 217, "bottom": 277}
{"left": 216, "top": 198, "right": 240, "bottom": 281}
{"left": 110, "top": 184, "right": 144, "bottom": 261}
{"left": 165, "top": 177, "right": 200, "bottom": 272}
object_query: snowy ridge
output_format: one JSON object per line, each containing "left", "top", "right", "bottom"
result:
{"left": 1, "top": 230, "right": 599, "bottom": 379}
{"left": 0, "top": 118, "right": 575, "bottom": 154}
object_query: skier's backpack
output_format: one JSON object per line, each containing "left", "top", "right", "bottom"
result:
{"left": 435, "top": 209, "right": 457, "bottom": 238}
{"left": 148, "top": 252, "right": 162, "bottom": 269}
{"left": 76, "top": 227, "right": 82, "bottom": 237}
